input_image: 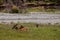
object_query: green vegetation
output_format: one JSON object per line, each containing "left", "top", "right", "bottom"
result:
{"left": 27, "top": 7, "right": 43, "bottom": 12}
{"left": 0, "top": 23, "right": 60, "bottom": 40}
{"left": 0, "top": 0, "right": 60, "bottom": 13}
{"left": 0, "top": 0, "right": 3, "bottom": 5}
{"left": 10, "top": 6, "right": 19, "bottom": 13}
{"left": 27, "top": 7, "right": 60, "bottom": 13}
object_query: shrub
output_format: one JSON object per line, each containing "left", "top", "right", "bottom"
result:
{"left": 11, "top": 6, "right": 19, "bottom": 13}
{"left": 0, "top": 0, "right": 3, "bottom": 5}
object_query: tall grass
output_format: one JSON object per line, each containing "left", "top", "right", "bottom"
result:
{"left": 0, "top": 23, "right": 60, "bottom": 40}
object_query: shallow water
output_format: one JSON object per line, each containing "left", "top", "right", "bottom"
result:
{"left": 0, "top": 13, "right": 60, "bottom": 24}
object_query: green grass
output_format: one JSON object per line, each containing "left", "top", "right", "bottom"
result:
{"left": 27, "top": 7, "right": 44, "bottom": 12}
{"left": 0, "top": 23, "right": 60, "bottom": 40}
{"left": 1, "top": 7, "right": 60, "bottom": 14}
{"left": 27, "top": 7, "right": 60, "bottom": 13}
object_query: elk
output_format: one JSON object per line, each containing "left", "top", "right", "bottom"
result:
{"left": 19, "top": 25, "right": 28, "bottom": 31}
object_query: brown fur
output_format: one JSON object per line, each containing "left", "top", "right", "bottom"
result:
{"left": 19, "top": 25, "right": 28, "bottom": 31}
{"left": 20, "top": 27, "right": 28, "bottom": 31}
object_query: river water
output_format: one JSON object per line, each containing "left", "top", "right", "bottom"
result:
{"left": 0, "top": 12, "right": 60, "bottom": 24}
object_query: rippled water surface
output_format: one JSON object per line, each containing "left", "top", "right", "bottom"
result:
{"left": 0, "top": 13, "right": 60, "bottom": 24}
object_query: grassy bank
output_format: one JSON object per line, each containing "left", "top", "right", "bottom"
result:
{"left": 27, "top": 7, "right": 60, "bottom": 14}
{"left": 0, "top": 23, "right": 60, "bottom": 40}
{"left": 1, "top": 7, "right": 60, "bottom": 14}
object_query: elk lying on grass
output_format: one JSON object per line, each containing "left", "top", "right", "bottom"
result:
{"left": 19, "top": 25, "right": 28, "bottom": 31}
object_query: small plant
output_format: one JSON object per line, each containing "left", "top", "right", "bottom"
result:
{"left": 11, "top": 6, "right": 19, "bottom": 13}
{"left": 2, "top": 10, "right": 9, "bottom": 13}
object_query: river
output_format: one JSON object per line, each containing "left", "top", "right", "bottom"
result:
{"left": 0, "top": 12, "right": 60, "bottom": 24}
